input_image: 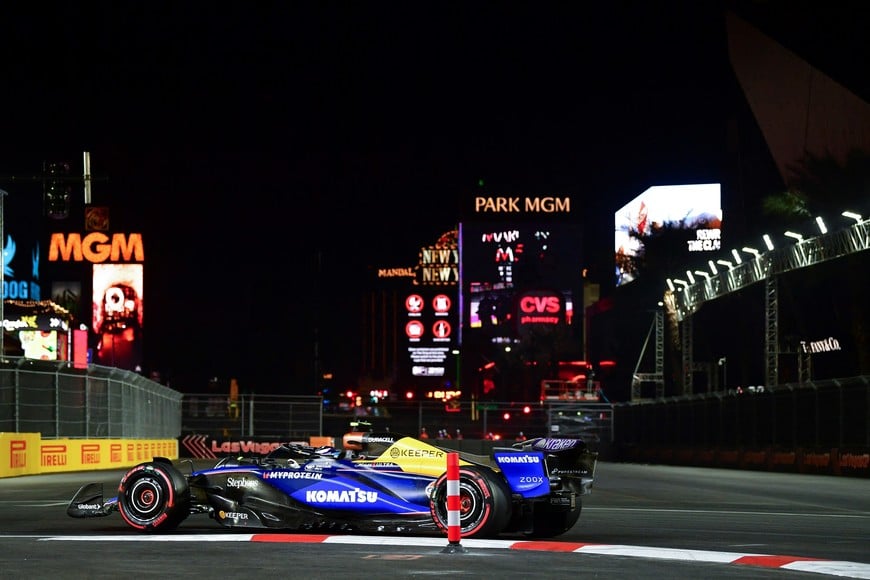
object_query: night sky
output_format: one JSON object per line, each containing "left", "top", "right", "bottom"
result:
{"left": 2, "top": 2, "right": 865, "bottom": 394}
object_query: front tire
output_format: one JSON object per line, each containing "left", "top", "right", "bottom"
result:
{"left": 117, "top": 460, "right": 190, "bottom": 532}
{"left": 429, "top": 466, "right": 512, "bottom": 538}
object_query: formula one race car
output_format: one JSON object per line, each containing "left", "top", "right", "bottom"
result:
{"left": 68, "top": 428, "right": 597, "bottom": 539}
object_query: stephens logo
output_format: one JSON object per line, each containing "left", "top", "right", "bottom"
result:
{"left": 227, "top": 477, "right": 257, "bottom": 488}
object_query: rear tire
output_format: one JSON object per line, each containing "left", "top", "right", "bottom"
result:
{"left": 429, "top": 466, "right": 512, "bottom": 538}
{"left": 118, "top": 460, "right": 190, "bottom": 532}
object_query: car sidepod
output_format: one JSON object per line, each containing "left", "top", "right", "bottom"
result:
{"left": 190, "top": 458, "right": 435, "bottom": 532}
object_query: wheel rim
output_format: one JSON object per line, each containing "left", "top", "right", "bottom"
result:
{"left": 125, "top": 476, "right": 165, "bottom": 520}
{"left": 458, "top": 481, "right": 483, "bottom": 526}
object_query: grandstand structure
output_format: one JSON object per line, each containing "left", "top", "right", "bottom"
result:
{"left": 631, "top": 12, "right": 870, "bottom": 401}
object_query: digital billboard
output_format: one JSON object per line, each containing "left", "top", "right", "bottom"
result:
{"left": 399, "top": 230, "right": 460, "bottom": 388}
{"left": 614, "top": 183, "right": 722, "bottom": 287}
{"left": 460, "top": 221, "right": 583, "bottom": 339}
{"left": 92, "top": 263, "right": 143, "bottom": 370}
{"left": 405, "top": 289, "right": 456, "bottom": 379}
{"left": 19, "top": 330, "right": 59, "bottom": 360}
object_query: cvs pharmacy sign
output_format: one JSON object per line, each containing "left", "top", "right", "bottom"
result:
{"left": 517, "top": 290, "right": 563, "bottom": 331}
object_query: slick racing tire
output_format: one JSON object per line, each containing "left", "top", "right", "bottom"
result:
{"left": 118, "top": 459, "right": 190, "bottom": 532}
{"left": 429, "top": 466, "right": 512, "bottom": 538}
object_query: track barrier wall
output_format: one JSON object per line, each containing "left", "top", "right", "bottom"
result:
{"left": 0, "top": 432, "right": 178, "bottom": 478}
{"left": 3, "top": 371, "right": 868, "bottom": 478}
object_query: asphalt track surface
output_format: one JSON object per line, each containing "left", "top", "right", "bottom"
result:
{"left": 1, "top": 461, "right": 868, "bottom": 579}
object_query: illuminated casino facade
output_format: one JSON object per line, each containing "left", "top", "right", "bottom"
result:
{"left": 361, "top": 195, "right": 596, "bottom": 402}
{"left": 2, "top": 176, "right": 145, "bottom": 372}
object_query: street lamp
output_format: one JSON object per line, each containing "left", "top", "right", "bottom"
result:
{"left": 842, "top": 211, "right": 863, "bottom": 224}
{"left": 708, "top": 260, "right": 718, "bottom": 275}
{"left": 742, "top": 246, "right": 760, "bottom": 259}
{"left": 718, "top": 357, "right": 727, "bottom": 389}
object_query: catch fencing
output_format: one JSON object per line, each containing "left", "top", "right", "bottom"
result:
{"left": 177, "top": 394, "right": 613, "bottom": 451}
{"left": 182, "top": 393, "right": 323, "bottom": 440}
{"left": 0, "top": 356, "right": 182, "bottom": 438}
{"left": 614, "top": 375, "right": 870, "bottom": 450}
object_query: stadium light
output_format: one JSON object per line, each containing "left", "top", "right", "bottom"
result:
{"left": 708, "top": 260, "right": 718, "bottom": 275}
{"left": 686, "top": 270, "right": 696, "bottom": 284}
{"left": 666, "top": 278, "right": 675, "bottom": 292}
{"left": 842, "top": 211, "right": 863, "bottom": 224}
{"left": 731, "top": 248, "right": 743, "bottom": 264}
{"left": 742, "top": 246, "right": 760, "bottom": 258}
{"left": 815, "top": 216, "right": 828, "bottom": 234}
{"left": 716, "top": 259, "right": 733, "bottom": 270}
{"left": 762, "top": 234, "right": 774, "bottom": 251}
{"left": 694, "top": 270, "right": 711, "bottom": 281}
{"left": 673, "top": 278, "right": 689, "bottom": 290}
{"left": 784, "top": 231, "right": 803, "bottom": 243}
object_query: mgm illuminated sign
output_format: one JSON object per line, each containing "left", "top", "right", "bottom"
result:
{"left": 48, "top": 233, "right": 144, "bottom": 263}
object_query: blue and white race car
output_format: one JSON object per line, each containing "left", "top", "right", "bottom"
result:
{"left": 68, "top": 428, "right": 597, "bottom": 539}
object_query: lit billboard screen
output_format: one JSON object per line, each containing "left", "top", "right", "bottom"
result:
{"left": 19, "top": 330, "right": 60, "bottom": 360}
{"left": 92, "top": 263, "right": 143, "bottom": 370}
{"left": 404, "top": 288, "right": 457, "bottom": 381}
{"left": 460, "top": 221, "right": 582, "bottom": 337}
{"left": 614, "top": 183, "right": 722, "bottom": 287}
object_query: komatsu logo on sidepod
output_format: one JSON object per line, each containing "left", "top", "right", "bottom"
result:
{"left": 305, "top": 489, "right": 378, "bottom": 503}
{"left": 496, "top": 455, "right": 540, "bottom": 464}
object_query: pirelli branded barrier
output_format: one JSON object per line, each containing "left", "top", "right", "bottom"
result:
{"left": 0, "top": 433, "right": 178, "bottom": 479}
